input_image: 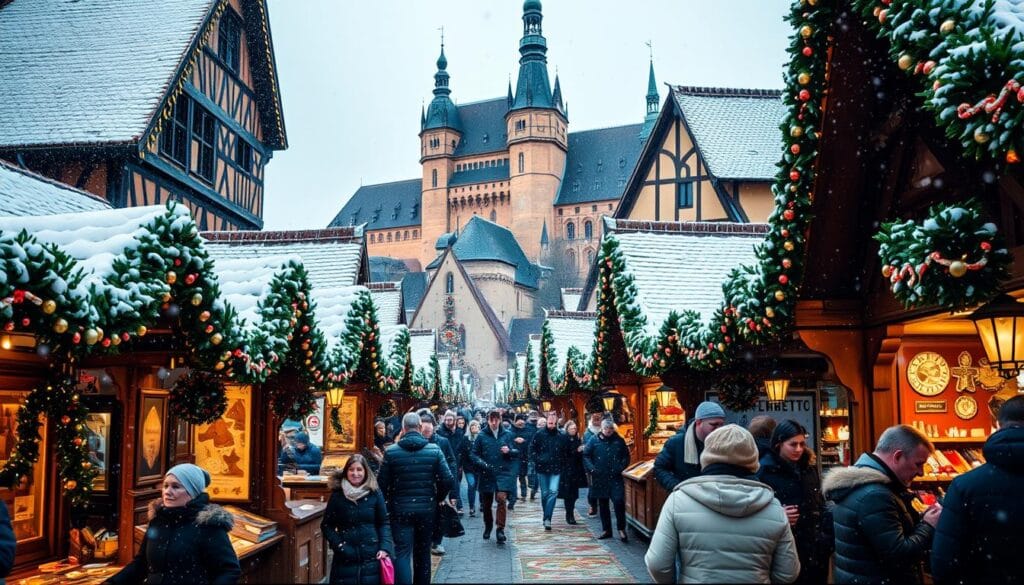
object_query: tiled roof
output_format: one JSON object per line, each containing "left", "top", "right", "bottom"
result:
{"left": 606, "top": 218, "right": 767, "bottom": 337}
{"left": 369, "top": 282, "right": 403, "bottom": 326}
{"left": 452, "top": 98, "right": 509, "bottom": 157}
{"left": 202, "top": 228, "right": 366, "bottom": 290}
{"left": 401, "top": 271, "right": 428, "bottom": 323}
{"left": 449, "top": 161, "right": 510, "bottom": 187}
{"left": 0, "top": 159, "right": 112, "bottom": 216}
{"left": 545, "top": 311, "right": 596, "bottom": 381}
{"left": 508, "top": 317, "right": 544, "bottom": 354}
{"left": 426, "top": 216, "right": 540, "bottom": 289}
{"left": 0, "top": 0, "right": 213, "bottom": 148}
{"left": 369, "top": 256, "right": 410, "bottom": 283}
{"left": 330, "top": 179, "right": 422, "bottom": 231}
{"left": 671, "top": 86, "right": 785, "bottom": 180}
{"left": 555, "top": 124, "right": 646, "bottom": 205}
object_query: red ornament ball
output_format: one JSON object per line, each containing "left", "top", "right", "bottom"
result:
{"left": 789, "top": 170, "right": 801, "bottom": 181}
{"left": 185, "top": 274, "right": 197, "bottom": 285}
{"left": 781, "top": 229, "right": 790, "bottom": 238}
{"left": 121, "top": 332, "right": 130, "bottom": 341}
{"left": 73, "top": 437, "right": 83, "bottom": 447}
{"left": 779, "top": 275, "right": 790, "bottom": 285}
{"left": 61, "top": 415, "right": 71, "bottom": 424}
{"left": 981, "top": 241, "right": 992, "bottom": 251}
{"left": 790, "top": 144, "right": 801, "bottom": 155}
{"left": 799, "top": 89, "right": 811, "bottom": 101}
{"left": 782, "top": 258, "right": 793, "bottom": 269}
{"left": 72, "top": 332, "right": 81, "bottom": 344}
{"left": 802, "top": 46, "right": 813, "bottom": 57}
{"left": 20, "top": 318, "right": 29, "bottom": 327}
{"left": 783, "top": 209, "right": 795, "bottom": 221}
{"left": 101, "top": 338, "right": 111, "bottom": 347}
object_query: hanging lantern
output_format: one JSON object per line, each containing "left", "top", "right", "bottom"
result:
{"left": 541, "top": 400, "right": 552, "bottom": 412}
{"left": 602, "top": 394, "right": 616, "bottom": 412}
{"left": 969, "top": 294, "right": 1024, "bottom": 378}
{"left": 764, "top": 373, "right": 791, "bottom": 402}
{"left": 325, "top": 386, "right": 346, "bottom": 409}
{"left": 656, "top": 385, "right": 675, "bottom": 407}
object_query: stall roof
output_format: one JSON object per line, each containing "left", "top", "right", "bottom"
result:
{"left": 369, "top": 282, "right": 403, "bottom": 326}
{"left": 544, "top": 310, "right": 596, "bottom": 382}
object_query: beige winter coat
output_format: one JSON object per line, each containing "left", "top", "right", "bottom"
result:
{"left": 644, "top": 474, "right": 801, "bottom": 584}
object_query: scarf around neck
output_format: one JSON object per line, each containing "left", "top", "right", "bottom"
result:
{"left": 342, "top": 479, "right": 372, "bottom": 503}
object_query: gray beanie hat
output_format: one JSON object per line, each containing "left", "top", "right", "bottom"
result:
{"left": 694, "top": 401, "right": 726, "bottom": 421}
{"left": 167, "top": 463, "right": 211, "bottom": 499}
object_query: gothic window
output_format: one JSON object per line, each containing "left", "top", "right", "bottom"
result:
{"left": 518, "top": 153, "right": 524, "bottom": 174}
{"left": 584, "top": 221, "right": 593, "bottom": 240}
{"left": 566, "top": 221, "right": 575, "bottom": 240}
{"left": 446, "top": 272, "right": 454, "bottom": 294}
{"left": 490, "top": 209, "right": 496, "bottom": 222}
{"left": 432, "top": 169, "right": 438, "bottom": 188}
{"left": 413, "top": 229, "right": 419, "bottom": 238}
{"left": 218, "top": 8, "right": 242, "bottom": 74}
{"left": 192, "top": 104, "right": 216, "bottom": 183}
{"left": 678, "top": 182, "right": 694, "bottom": 208}
{"left": 160, "top": 95, "right": 190, "bottom": 167}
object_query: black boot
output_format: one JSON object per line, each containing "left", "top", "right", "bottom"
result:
{"left": 566, "top": 511, "right": 578, "bottom": 525}
{"left": 496, "top": 528, "right": 507, "bottom": 544}
{"left": 483, "top": 525, "right": 491, "bottom": 540}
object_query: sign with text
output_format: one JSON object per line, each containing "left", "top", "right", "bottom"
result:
{"left": 705, "top": 391, "right": 818, "bottom": 451}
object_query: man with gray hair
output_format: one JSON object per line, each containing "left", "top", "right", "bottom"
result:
{"left": 378, "top": 412, "right": 454, "bottom": 584}
{"left": 822, "top": 424, "right": 942, "bottom": 584}
{"left": 653, "top": 401, "right": 727, "bottom": 490}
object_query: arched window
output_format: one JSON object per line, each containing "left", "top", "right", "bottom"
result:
{"left": 518, "top": 152, "right": 524, "bottom": 174}
{"left": 403, "top": 230, "right": 409, "bottom": 240}
{"left": 584, "top": 220, "right": 593, "bottom": 240}
{"left": 490, "top": 209, "right": 497, "bottom": 222}
{"left": 431, "top": 169, "right": 438, "bottom": 188}
{"left": 567, "top": 249, "right": 577, "bottom": 272}
{"left": 566, "top": 221, "right": 576, "bottom": 240}
{"left": 387, "top": 233, "right": 392, "bottom": 242}
{"left": 445, "top": 272, "right": 454, "bottom": 294}
{"left": 413, "top": 229, "right": 419, "bottom": 238}
{"left": 586, "top": 248, "right": 594, "bottom": 265}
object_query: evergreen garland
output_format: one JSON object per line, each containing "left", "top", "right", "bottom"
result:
{"left": 644, "top": 398, "right": 659, "bottom": 438}
{"left": 168, "top": 370, "right": 228, "bottom": 424}
{"left": 715, "top": 375, "right": 761, "bottom": 412}
{"left": 875, "top": 198, "right": 1012, "bottom": 310}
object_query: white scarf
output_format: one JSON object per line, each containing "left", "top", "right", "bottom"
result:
{"left": 587, "top": 423, "right": 602, "bottom": 436}
{"left": 342, "top": 479, "right": 371, "bottom": 503}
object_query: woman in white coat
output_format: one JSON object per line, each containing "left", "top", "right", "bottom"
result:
{"left": 644, "top": 424, "right": 801, "bottom": 584}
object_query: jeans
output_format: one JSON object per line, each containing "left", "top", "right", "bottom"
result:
{"left": 480, "top": 491, "right": 508, "bottom": 530}
{"left": 536, "top": 472, "right": 561, "bottom": 520}
{"left": 598, "top": 497, "right": 626, "bottom": 533}
{"left": 517, "top": 467, "right": 529, "bottom": 497}
{"left": 465, "top": 471, "right": 478, "bottom": 510}
{"left": 391, "top": 513, "right": 435, "bottom": 585}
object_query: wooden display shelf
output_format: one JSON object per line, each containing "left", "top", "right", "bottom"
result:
{"left": 930, "top": 437, "right": 988, "bottom": 444}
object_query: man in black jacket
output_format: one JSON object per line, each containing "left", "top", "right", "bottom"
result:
{"left": 437, "top": 410, "right": 467, "bottom": 513}
{"left": 931, "top": 396, "right": 1024, "bottom": 585}
{"left": 509, "top": 414, "right": 535, "bottom": 508}
{"left": 822, "top": 424, "right": 942, "bottom": 584}
{"left": 530, "top": 412, "right": 567, "bottom": 530}
{"left": 470, "top": 410, "right": 519, "bottom": 544}
{"left": 653, "top": 401, "right": 726, "bottom": 491}
{"left": 378, "top": 412, "right": 454, "bottom": 585}
{"left": 421, "top": 413, "right": 458, "bottom": 556}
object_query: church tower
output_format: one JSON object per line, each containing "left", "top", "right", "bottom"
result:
{"left": 420, "top": 41, "right": 462, "bottom": 262}
{"left": 506, "top": 0, "right": 568, "bottom": 262}
{"left": 641, "top": 59, "right": 660, "bottom": 141}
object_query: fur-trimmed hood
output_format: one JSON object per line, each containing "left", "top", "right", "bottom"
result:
{"left": 821, "top": 465, "right": 889, "bottom": 502}
{"left": 328, "top": 469, "right": 345, "bottom": 491}
{"left": 147, "top": 494, "right": 233, "bottom": 530}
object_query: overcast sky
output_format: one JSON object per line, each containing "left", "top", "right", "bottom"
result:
{"left": 262, "top": 0, "right": 793, "bottom": 230}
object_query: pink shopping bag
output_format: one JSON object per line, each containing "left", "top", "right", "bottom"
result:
{"left": 379, "top": 555, "right": 395, "bottom": 585}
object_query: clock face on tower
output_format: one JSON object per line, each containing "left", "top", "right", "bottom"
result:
{"left": 907, "top": 351, "right": 951, "bottom": 396}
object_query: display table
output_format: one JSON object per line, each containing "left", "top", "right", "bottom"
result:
{"left": 15, "top": 563, "right": 121, "bottom": 585}
{"left": 279, "top": 475, "right": 330, "bottom": 502}
{"left": 622, "top": 459, "right": 669, "bottom": 538}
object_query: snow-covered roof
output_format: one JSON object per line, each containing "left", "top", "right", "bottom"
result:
{"left": 409, "top": 330, "right": 437, "bottom": 373}
{"left": 311, "top": 285, "right": 367, "bottom": 356}
{"left": 671, "top": 87, "right": 785, "bottom": 180}
{"left": 202, "top": 228, "right": 366, "bottom": 290}
{"left": 0, "top": 0, "right": 213, "bottom": 147}
{"left": 545, "top": 312, "right": 595, "bottom": 381}
{"left": 369, "top": 283, "right": 403, "bottom": 326}
{"left": 209, "top": 255, "right": 301, "bottom": 333}
{"left": 527, "top": 334, "right": 542, "bottom": 387}
{"left": 0, "top": 160, "right": 112, "bottom": 216}
{"left": 560, "top": 288, "right": 583, "bottom": 312}
{"left": 605, "top": 219, "right": 767, "bottom": 337}
{"left": 380, "top": 324, "right": 409, "bottom": 363}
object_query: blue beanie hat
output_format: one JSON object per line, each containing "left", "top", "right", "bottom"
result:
{"left": 694, "top": 401, "right": 726, "bottom": 421}
{"left": 167, "top": 463, "right": 211, "bottom": 499}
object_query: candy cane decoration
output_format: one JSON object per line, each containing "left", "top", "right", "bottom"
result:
{"left": 957, "top": 79, "right": 1024, "bottom": 123}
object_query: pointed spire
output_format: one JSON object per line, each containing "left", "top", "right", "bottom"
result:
{"left": 641, "top": 53, "right": 660, "bottom": 141}
{"left": 421, "top": 103, "right": 426, "bottom": 129}
{"left": 552, "top": 74, "right": 564, "bottom": 113}
{"left": 423, "top": 33, "right": 462, "bottom": 133}
{"left": 540, "top": 219, "right": 549, "bottom": 247}
{"left": 511, "top": 0, "right": 555, "bottom": 112}
{"left": 507, "top": 78, "right": 514, "bottom": 109}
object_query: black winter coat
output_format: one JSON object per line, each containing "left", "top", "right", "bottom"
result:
{"left": 109, "top": 494, "right": 240, "bottom": 585}
{"left": 558, "top": 433, "right": 587, "bottom": 500}
{"left": 322, "top": 476, "right": 395, "bottom": 585}
{"left": 756, "top": 450, "right": 833, "bottom": 585}
{"left": 652, "top": 422, "right": 703, "bottom": 491}
{"left": 512, "top": 425, "right": 537, "bottom": 463}
{"left": 822, "top": 453, "right": 934, "bottom": 585}
{"left": 459, "top": 433, "right": 479, "bottom": 473}
{"left": 378, "top": 432, "right": 454, "bottom": 519}
{"left": 428, "top": 433, "right": 458, "bottom": 499}
{"left": 931, "top": 425, "right": 1024, "bottom": 585}
{"left": 470, "top": 427, "right": 519, "bottom": 493}
{"left": 437, "top": 424, "right": 466, "bottom": 467}
{"left": 530, "top": 426, "right": 566, "bottom": 474}
{"left": 583, "top": 432, "right": 630, "bottom": 499}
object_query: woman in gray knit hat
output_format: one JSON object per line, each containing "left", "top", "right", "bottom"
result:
{"left": 108, "top": 463, "right": 240, "bottom": 584}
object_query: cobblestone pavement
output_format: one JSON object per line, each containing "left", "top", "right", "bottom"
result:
{"left": 432, "top": 487, "right": 655, "bottom": 583}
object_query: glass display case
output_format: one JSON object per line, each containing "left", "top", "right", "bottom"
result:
{"left": 818, "top": 382, "right": 853, "bottom": 470}
{"left": 646, "top": 387, "right": 685, "bottom": 455}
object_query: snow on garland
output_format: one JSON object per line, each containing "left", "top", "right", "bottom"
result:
{"left": 852, "top": 0, "right": 1024, "bottom": 162}
{"left": 169, "top": 370, "right": 228, "bottom": 425}
{"left": 875, "top": 198, "right": 1012, "bottom": 310}
{"left": 587, "top": 0, "right": 835, "bottom": 386}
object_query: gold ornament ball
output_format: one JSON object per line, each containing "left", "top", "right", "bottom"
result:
{"left": 84, "top": 329, "right": 99, "bottom": 345}
{"left": 214, "top": 361, "right": 225, "bottom": 371}
{"left": 766, "top": 307, "right": 776, "bottom": 318}
{"left": 882, "top": 265, "right": 894, "bottom": 278}
{"left": 42, "top": 300, "right": 57, "bottom": 315}
{"left": 211, "top": 333, "right": 223, "bottom": 345}
{"left": 166, "top": 271, "right": 177, "bottom": 285}
{"left": 191, "top": 293, "right": 203, "bottom": 306}
{"left": 717, "top": 342, "right": 726, "bottom": 352}
{"left": 162, "top": 292, "right": 172, "bottom": 302}
{"left": 790, "top": 125, "right": 804, "bottom": 138}
{"left": 775, "top": 290, "right": 787, "bottom": 301}
{"left": 797, "top": 72, "right": 811, "bottom": 85}
{"left": 111, "top": 335, "right": 121, "bottom": 346}
{"left": 898, "top": 54, "right": 914, "bottom": 71}
{"left": 136, "top": 325, "right": 147, "bottom": 337}
{"left": 800, "top": 25, "right": 813, "bottom": 38}
{"left": 974, "top": 128, "right": 991, "bottom": 144}
{"left": 949, "top": 260, "right": 968, "bottom": 278}
{"left": 53, "top": 318, "right": 69, "bottom": 334}
{"left": 940, "top": 19, "right": 956, "bottom": 34}
{"left": 783, "top": 240, "right": 795, "bottom": 251}
{"left": 65, "top": 480, "right": 77, "bottom": 490}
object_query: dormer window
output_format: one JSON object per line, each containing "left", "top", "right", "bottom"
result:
{"left": 572, "top": 180, "right": 580, "bottom": 193}
{"left": 218, "top": 8, "right": 242, "bottom": 74}
{"left": 411, "top": 203, "right": 420, "bottom": 218}
{"left": 619, "top": 157, "right": 626, "bottom": 169}
{"left": 482, "top": 133, "right": 489, "bottom": 143}
{"left": 596, "top": 160, "right": 603, "bottom": 173}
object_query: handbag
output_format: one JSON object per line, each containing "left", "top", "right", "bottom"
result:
{"left": 440, "top": 502, "right": 465, "bottom": 538}
{"left": 379, "top": 555, "right": 395, "bottom": 585}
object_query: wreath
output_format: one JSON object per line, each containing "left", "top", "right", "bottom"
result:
{"left": 377, "top": 399, "right": 396, "bottom": 420}
{"left": 715, "top": 376, "right": 761, "bottom": 412}
{"left": 169, "top": 370, "right": 228, "bottom": 424}
{"left": 643, "top": 398, "right": 659, "bottom": 438}
{"left": 875, "top": 199, "right": 1012, "bottom": 311}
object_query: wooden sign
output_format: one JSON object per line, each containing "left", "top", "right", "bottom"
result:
{"left": 914, "top": 400, "right": 947, "bottom": 413}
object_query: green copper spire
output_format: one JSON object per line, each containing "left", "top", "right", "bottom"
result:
{"left": 511, "top": 0, "right": 554, "bottom": 111}
{"left": 641, "top": 58, "right": 660, "bottom": 141}
{"left": 552, "top": 73, "right": 566, "bottom": 117}
{"left": 423, "top": 38, "right": 462, "bottom": 132}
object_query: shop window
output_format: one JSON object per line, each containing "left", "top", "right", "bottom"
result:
{"left": 0, "top": 391, "right": 48, "bottom": 545}
{"left": 584, "top": 221, "right": 593, "bottom": 240}
{"left": 218, "top": 8, "right": 242, "bottom": 74}
{"left": 677, "top": 182, "right": 694, "bottom": 209}
{"left": 566, "top": 221, "right": 575, "bottom": 240}
{"left": 446, "top": 272, "right": 454, "bottom": 294}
